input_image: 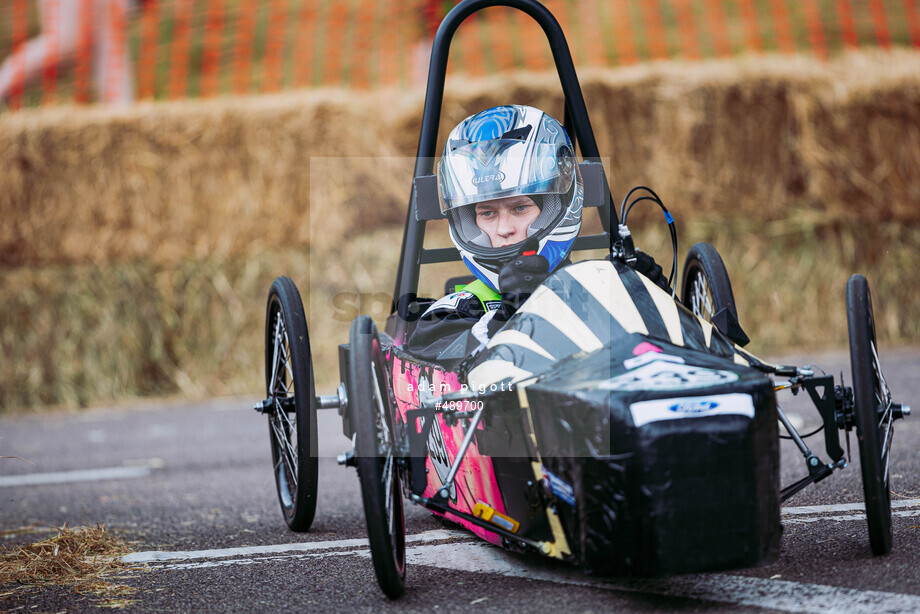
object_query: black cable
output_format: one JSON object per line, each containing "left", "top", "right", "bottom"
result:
{"left": 779, "top": 424, "right": 825, "bottom": 440}
{"left": 619, "top": 189, "right": 678, "bottom": 290}
{"left": 619, "top": 185, "right": 665, "bottom": 221}
{"left": 622, "top": 195, "right": 664, "bottom": 224}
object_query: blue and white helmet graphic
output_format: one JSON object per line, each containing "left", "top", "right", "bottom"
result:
{"left": 438, "top": 105, "right": 583, "bottom": 291}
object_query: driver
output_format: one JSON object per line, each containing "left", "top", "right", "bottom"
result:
{"left": 406, "top": 105, "right": 666, "bottom": 361}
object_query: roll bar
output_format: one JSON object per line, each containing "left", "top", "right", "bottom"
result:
{"left": 392, "top": 0, "right": 617, "bottom": 343}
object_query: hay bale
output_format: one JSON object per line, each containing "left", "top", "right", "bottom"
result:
{"left": 2, "top": 50, "right": 919, "bottom": 268}
{"left": 0, "top": 90, "right": 409, "bottom": 267}
{"left": 2, "top": 49, "right": 920, "bottom": 413}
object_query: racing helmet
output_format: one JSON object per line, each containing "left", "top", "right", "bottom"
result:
{"left": 437, "top": 105, "right": 583, "bottom": 291}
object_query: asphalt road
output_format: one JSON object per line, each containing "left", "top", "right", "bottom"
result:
{"left": 1, "top": 348, "right": 919, "bottom": 613}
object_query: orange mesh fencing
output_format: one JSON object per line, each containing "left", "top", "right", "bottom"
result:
{"left": 1, "top": 0, "right": 918, "bottom": 108}
{"left": 610, "top": 0, "right": 639, "bottom": 64}
{"left": 261, "top": 0, "right": 286, "bottom": 92}
{"left": 6, "top": 0, "right": 28, "bottom": 109}
{"left": 640, "top": 0, "right": 671, "bottom": 60}
{"left": 704, "top": 0, "right": 732, "bottom": 58}
{"left": 674, "top": 0, "right": 701, "bottom": 60}
{"left": 803, "top": 0, "right": 828, "bottom": 60}
{"left": 231, "top": 0, "right": 258, "bottom": 94}
{"left": 292, "top": 0, "right": 318, "bottom": 88}
{"left": 73, "top": 0, "right": 93, "bottom": 103}
{"left": 167, "top": 0, "right": 192, "bottom": 99}
{"left": 137, "top": 0, "right": 160, "bottom": 98}
{"left": 488, "top": 7, "right": 516, "bottom": 72}
{"left": 769, "top": 0, "right": 796, "bottom": 54}
{"left": 870, "top": 0, "right": 893, "bottom": 48}
{"left": 906, "top": 0, "right": 920, "bottom": 48}
{"left": 40, "top": 0, "right": 58, "bottom": 104}
{"left": 580, "top": 0, "right": 608, "bottom": 67}
{"left": 199, "top": 0, "right": 225, "bottom": 98}
{"left": 737, "top": 0, "right": 764, "bottom": 52}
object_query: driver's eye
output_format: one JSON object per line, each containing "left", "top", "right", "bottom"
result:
{"left": 514, "top": 204, "right": 532, "bottom": 213}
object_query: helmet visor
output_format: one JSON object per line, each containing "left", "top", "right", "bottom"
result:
{"left": 437, "top": 138, "right": 576, "bottom": 213}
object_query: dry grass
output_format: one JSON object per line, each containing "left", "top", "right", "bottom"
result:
{"left": 1, "top": 49, "right": 919, "bottom": 413}
{"left": 0, "top": 524, "right": 137, "bottom": 608}
{"left": 5, "top": 217, "right": 916, "bottom": 413}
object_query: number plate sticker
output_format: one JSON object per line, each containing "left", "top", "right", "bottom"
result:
{"left": 629, "top": 393, "right": 755, "bottom": 427}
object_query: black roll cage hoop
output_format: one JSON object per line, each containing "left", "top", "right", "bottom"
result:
{"left": 391, "top": 0, "right": 618, "bottom": 343}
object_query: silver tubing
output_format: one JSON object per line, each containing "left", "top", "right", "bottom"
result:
{"left": 317, "top": 395, "right": 340, "bottom": 409}
{"left": 438, "top": 407, "right": 484, "bottom": 498}
{"left": 777, "top": 406, "right": 811, "bottom": 457}
{"left": 317, "top": 384, "right": 348, "bottom": 411}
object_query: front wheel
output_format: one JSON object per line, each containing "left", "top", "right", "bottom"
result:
{"left": 681, "top": 242, "right": 749, "bottom": 346}
{"left": 349, "top": 315, "right": 406, "bottom": 598}
{"left": 264, "top": 276, "right": 318, "bottom": 532}
{"left": 847, "top": 274, "right": 893, "bottom": 555}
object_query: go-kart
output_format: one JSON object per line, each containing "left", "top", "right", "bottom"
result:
{"left": 252, "top": 0, "right": 909, "bottom": 599}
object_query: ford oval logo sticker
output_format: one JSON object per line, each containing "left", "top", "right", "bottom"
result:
{"left": 669, "top": 400, "right": 719, "bottom": 414}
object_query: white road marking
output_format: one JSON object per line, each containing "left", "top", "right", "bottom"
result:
{"left": 0, "top": 466, "right": 151, "bottom": 488}
{"left": 126, "top": 500, "right": 920, "bottom": 564}
{"left": 780, "top": 499, "right": 920, "bottom": 525}
{"left": 122, "top": 529, "right": 469, "bottom": 563}
{"left": 782, "top": 498, "right": 920, "bottom": 516}
{"left": 406, "top": 542, "right": 920, "bottom": 614}
{"left": 153, "top": 549, "right": 360, "bottom": 571}
{"left": 784, "top": 509, "right": 920, "bottom": 525}
{"left": 130, "top": 536, "right": 920, "bottom": 614}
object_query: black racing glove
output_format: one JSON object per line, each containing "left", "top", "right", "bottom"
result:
{"left": 608, "top": 250, "right": 670, "bottom": 292}
{"left": 487, "top": 254, "right": 550, "bottom": 336}
{"left": 634, "top": 250, "right": 670, "bottom": 292}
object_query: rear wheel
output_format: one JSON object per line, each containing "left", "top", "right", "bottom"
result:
{"left": 264, "top": 276, "right": 318, "bottom": 532}
{"left": 847, "top": 274, "right": 893, "bottom": 555}
{"left": 350, "top": 315, "right": 406, "bottom": 598}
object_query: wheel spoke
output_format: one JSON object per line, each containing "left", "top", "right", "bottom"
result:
{"left": 691, "top": 276, "right": 702, "bottom": 315}
{"left": 879, "top": 399, "right": 893, "bottom": 448}
{"left": 270, "top": 413, "right": 299, "bottom": 490}
{"left": 271, "top": 419, "right": 294, "bottom": 475}
{"left": 870, "top": 342, "right": 892, "bottom": 410}
{"left": 270, "top": 320, "right": 293, "bottom": 397}
{"left": 270, "top": 420, "right": 288, "bottom": 471}
{"left": 275, "top": 342, "right": 291, "bottom": 396}
{"left": 371, "top": 362, "right": 391, "bottom": 450}
{"left": 369, "top": 357, "right": 396, "bottom": 538}
{"left": 270, "top": 418, "right": 286, "bottom": 475}
{"left": 283, "top": 342, "right": 295, "bottom": 391}
{"left": 384, "top": 453, "right": 394, "bottom": 533}
{"left": 268, "top": 313, "right": 296, "bottom": 400}
{"left": 691, "top": 274, "right": 713, "bottom": 320}
{"left": 870, "top": 339, "right": 894, "bottom": 483}
{"left": 278, "top": 398, "right": 297, "bottom": 431}
{"left": 883, "top": 423, "right": 893, "bottom": 487}
{"left": 270, "top": 316, "right": 283, "bottom": 392}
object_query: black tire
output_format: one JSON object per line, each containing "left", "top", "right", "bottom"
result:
{"left": 264, "top": 276, "right": 318, "bottom": 532}
{"left": 847, "top": 274, "right": 893, "bottom": 555}
{"left": 680, "top": 242, "right": 738, "bottom": 324}
{"left": 349, "top": 315, "right": 406, "bottom": 598}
